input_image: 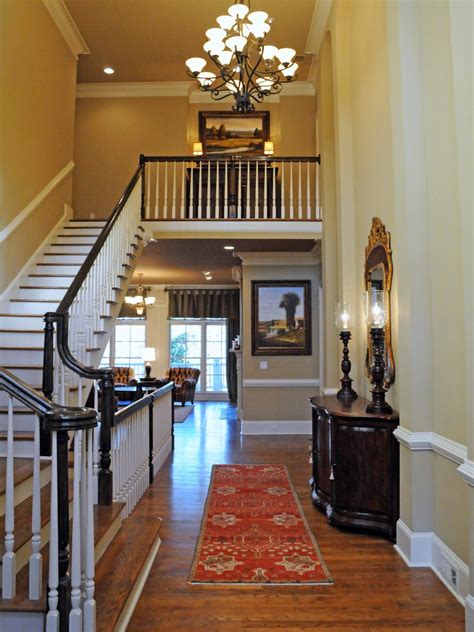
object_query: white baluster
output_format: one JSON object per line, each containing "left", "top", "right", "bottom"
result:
{"left": 298, "top": 161, "right": 303, "bottom": 219}
{"left": 272, "top": 163, "right": 277, "bottom": 218}
{"left": 180, "top": 162, "right": 186, "bottom": 219}
{"left": 215, "top": 161, "right": 220, "bottom": 217}
{"left": 307, "top": 161, "right": 311, "bottom": 219}
{"left": 46, "top": 431, "right": 59, "bottom": 632}
{"left": 255, "top": 161, "right": 259, "bottom": 217}
{"left": 163, "top": 161, "right": 168, "bottom": 219}
{"left": 289, "top": 162, "right": 294, "bottom": 219}
{"left": 281, "top": 161, "right": 286, "bottom": 219}
{"left": 207, "top": 160, "right": 211, "bottom": 219}
{"left": 263, "top": 161, "right": 268, "bottom": 218}
{"left": 83, "top": 428, "right": 96, "bottom": 631}
{"left": 69, "top": 430, "right": 83, "bottom": 631}
{"left": 316, "top": 161, "right": 321, "bottom": 220}
{"left": 224, "top": 161, "right": 228, "bottom": 219}
{"left": 2, "top": 395, "right": 16, "bottom": 599}
{"left": 172, "top": 161, "right": 177, "bottom": 219}
{"left": 154, "top": 162, "right": 160, "bottom": 219}
{"left": 198, "top": 160, "right": 203, "bottom": 219}
{"left": 189, "top": 163, "right": 194, "bottom": 217}
{"left": 246, "top": 161, "right": 251, "bottom": 217}
{"left": 29, "top": 414, "right": 42, "bottom": 600}
{"left": 145, "top": 163, "right": 151, "bottom": 219}
{"left": 237, "top": 161, "right": 242, "bottom": 219}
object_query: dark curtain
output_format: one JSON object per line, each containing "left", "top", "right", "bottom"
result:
{"left": 168, "top": 289, "right": 240, "bottom": 402}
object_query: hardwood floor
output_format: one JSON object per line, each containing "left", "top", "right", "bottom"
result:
{"left": 126, "top": 402, "right": 464, "bottom": 631}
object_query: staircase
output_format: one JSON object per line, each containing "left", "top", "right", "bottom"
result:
{"left": 0, "top": 218, "right": 145, "bottom": 457}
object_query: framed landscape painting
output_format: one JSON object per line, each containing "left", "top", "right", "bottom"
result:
{"left": 199, "top": 111, "right": 270, "bottom": 156}
{"left": 251, "top": 281, "right": 312, "bottom": 355}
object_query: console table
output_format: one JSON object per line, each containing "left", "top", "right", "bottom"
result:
{"left": 309, "top": 395, "right": 399, "bottom": 541}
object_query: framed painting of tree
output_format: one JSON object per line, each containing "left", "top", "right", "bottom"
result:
{"left": 199, "top": 111, "right": 270, "bottom": 156}
{"left": 251, "top": 281, "right": 312, "bottom": 355}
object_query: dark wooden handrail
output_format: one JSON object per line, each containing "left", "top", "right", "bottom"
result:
{"left": 114, "top": 382, "right": 174, "bottom": 425}
{"left": 142, "top": 155, "right": 320, "bottom": 163}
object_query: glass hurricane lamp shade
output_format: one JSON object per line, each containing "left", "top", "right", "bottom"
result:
{"left": 205, "top": 27, "right": 227, "bottom": 42}
{"left": 226, "top": 35, "right": 248, "bottom": 52}
{"left": 144, "top": 296, "right": 156, "bottom": 306}
{"left": 279, "top": 63, "right": 298, "bottom": 78}
{"left": 248, "top": 10, "right": 269, "bottom": 24}
{"left": 264, "top": 141, "right": 274, "bottom": 155}
{"left": 193, "top": 142, "right": 203, "bottom": 156}
{"left": 335, "top": 301, "right": 352, "bottom": 331}
{"left": 256, "top": 77, "right": 274, "bottom": 93}
{"left": 216, "top": 14, "right": 236, "bottom": 30}
{"left": 185, "top": 57, "right": 207, "bottom": 75}
{"left": 228, "top": 2, "right": 249, "bottom": 19}
{"left": 277, "top": 47, "right": 296, "bottom": 65}
{"left": 197, "top": 72, "right": 217, "bottom": 87}
{"left": 364, "top": 290, "right": 387, "bottom": 328}
{"left": 262, "top": 45, "right": 278, "bottom": 61}
{"left": 203, "top": 40, "right": 225, "bottom": 56}
{"left": 217, "top": 50, "right": 233, "bottom": 66}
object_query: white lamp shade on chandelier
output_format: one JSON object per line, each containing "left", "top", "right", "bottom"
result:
{"left": 185, "top": 0, "right": 298, "bottom": 112}
{"left": 124, "top": 274, "right": 156, "bottom": 316}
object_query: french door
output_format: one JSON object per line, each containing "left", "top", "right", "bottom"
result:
{"left": 169, "top": 319, "right": 228, "bottom": 399}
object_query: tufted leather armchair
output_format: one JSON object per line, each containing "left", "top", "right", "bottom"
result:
{"left": 165, "top": 367, "right": 201, "bottom": 406}
{"left": 113, "top": 366, "right": 138, "bottom": 386}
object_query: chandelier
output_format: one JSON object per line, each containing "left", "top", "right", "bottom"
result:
{"left": 124, "top": 274, "right": 156, "bottom": 316}
{"left": 185, "top": 1, "right": 298, "bottom": 113}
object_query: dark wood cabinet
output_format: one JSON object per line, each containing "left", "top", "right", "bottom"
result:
{"left": 310, "top": 395, "right": 399, "bottom": 541}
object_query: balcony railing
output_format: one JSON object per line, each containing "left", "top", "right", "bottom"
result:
{"left": 140, "top": 155, "right": 321, "bottom": 221}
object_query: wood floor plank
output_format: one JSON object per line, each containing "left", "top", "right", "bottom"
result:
{"left": 124, "top": 402, "right": 465, "bottom": 632}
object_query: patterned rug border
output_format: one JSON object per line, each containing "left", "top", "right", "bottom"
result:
{"left": 188, "top": 463, "right": 334, "bottom": 586}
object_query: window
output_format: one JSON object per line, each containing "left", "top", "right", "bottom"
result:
{"left": 169, "top": 319, "right": 227, "bottom": 395}
{"left": 99, "top": 322, "right": 146, "bottom": 378}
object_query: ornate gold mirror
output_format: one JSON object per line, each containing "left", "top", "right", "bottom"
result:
{"left": 364, "top": 217, "right": 395, "bottom": 387}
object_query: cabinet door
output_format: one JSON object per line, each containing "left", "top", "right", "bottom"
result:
{"left": 314, "top": 412, "right": 332, "bottom": 502}
{"left": 333, "top": 421, "right": 392, "bottom": 520}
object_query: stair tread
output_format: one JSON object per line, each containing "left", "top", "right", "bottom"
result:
{"left": 10, "top": 299, "right": 60, "bottom": 303}
{"left": 95, "top": 510, "right": 162, "bottom": 632}
{"left": 18, "top": 287, "right": 69, "bottom": 291}
{"left": 0, "top": 459, "right": 50, "bottom": 496}
{"left": 2, "top": 365, "right": 42, "bottom": 369}
{"left": 0, "top": 431, "right": 35, "bottom": 439}
{"left": 0, "top": 314, "right": 44, "bottom": 318}
{"left": 28, "top": 274, "right": 76, "bottom": 278}
{"left": 0, "top": 501, "right": 125, "bottom": 613}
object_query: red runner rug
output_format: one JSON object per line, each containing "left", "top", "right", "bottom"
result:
{"left": 189, "top": 464, "right": 333, "bottom": 585}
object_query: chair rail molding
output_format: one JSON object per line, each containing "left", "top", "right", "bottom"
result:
{"left": 393, "top": 426, "right": 467, "bottom": 465}
{"left": 42, "top": 0, "right": 90, "bottom": 58}
{"left": 0, "top": 161, "right": 75, "bottom": 244}
{"left": 243, "top": 378, "right": 320, "bottom": 388}
{"left": 457, "top": 459, "right": 474, "bottom": 487}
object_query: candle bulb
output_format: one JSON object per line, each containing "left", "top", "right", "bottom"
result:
{"left": 335, "top": 302, "right": 357, "bottom": 401}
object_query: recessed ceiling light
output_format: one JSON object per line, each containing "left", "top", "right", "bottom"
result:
{"left": 103, "top": 67, "right": 115, "bottom": 75}
{"left": 223, "top": 245, "right": 235, "bottom": 250}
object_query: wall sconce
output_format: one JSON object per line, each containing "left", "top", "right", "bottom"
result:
{"left": 264, "top": 141, "right": 274, "bottom": 156}
{"left": 363, "top": 290, "right": 392, "bottom": 414}
{"left": 193, "top": 142, "right": 203, "bottom": 156}
{"left": 335, "top": 301, "right": 358, "bottom": 401}
{"left": 142, "top": 347, "right": 156, "bottom": 380}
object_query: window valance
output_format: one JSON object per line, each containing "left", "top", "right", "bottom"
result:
{"left": 167, "top": 288, "right": 240, "bottom": 320}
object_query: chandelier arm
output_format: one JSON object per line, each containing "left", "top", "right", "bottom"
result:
{"left": 244, "top": 48, "right": 264, "bottom": 93}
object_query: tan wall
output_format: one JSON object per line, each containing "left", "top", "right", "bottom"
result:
{"left": 0, "top": 0, "right": 77, "bottom": 292}
{"left": 241, "top": 257, "right": 320, "bottom": 423}
{"left": 73, "top": 96, "right": 317, "bottom": 218}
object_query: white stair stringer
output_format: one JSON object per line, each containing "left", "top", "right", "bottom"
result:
{"left": 0, "top": 218, "right": 145, "bottom": 455}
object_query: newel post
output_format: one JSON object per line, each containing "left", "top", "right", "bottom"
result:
{"left": 98, "top": 368, "right": 114, "bottom": 505}
{"left": 139, "top": 154, "right": 146, "bottom": 220}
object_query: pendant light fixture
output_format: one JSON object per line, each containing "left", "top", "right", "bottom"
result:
{"left": 186, "top": 1, "right": 298, "bottom": 113}
{"left": 124, "top": 274, "right": 156, "bottom": 316}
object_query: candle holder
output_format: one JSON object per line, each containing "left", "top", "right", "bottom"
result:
{"left": 366, "top": 327, "right": 393, "bottom": 414}
{"left": 335, "top": 301, "right": 358, "bottom": 401}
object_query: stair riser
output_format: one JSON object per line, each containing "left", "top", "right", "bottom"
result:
{"left": 60, "top": 227, "right": 103, "bottom": 236}
{"left": 8, "top": 302, "right": 59, "bottom": 315}
{"left": 0, "top": 439, "right": 34, "bottom": 458}
{"left": 0, "top": 348, "right": 45, "bottom": 363}
{"left": 66, "top": 220, "right": 106, "bottom": 228}
{"left": 0, "top": 391, "right": 41, "bottom": 407}
{"left": 0, "top": 316, "right": 45, "bottom": 330}
{"left": 46, "top": 244, "right": 92, "bottom": 254}
{"left": 2, "top": 367, "right": 42, "bottom": 383}
{"left": 0, "top": 413, "right": 36, "bottom": 432}
{"left": 34, "top": 264, "right": 81, "bottom": 275}
{"left": 27, "top": 276, "right": 75, "bottom": 287}
{"left": 52, "top": 236, "right": 97, "bottom": 245}
{"left": 16, "top": 287, "right": 67, "bottom": 300}
{"left": 38, "top": 254, "right": 87, "bottom": 264}
{"left": 0, "top": 330, "right": 45, "bottom": 346}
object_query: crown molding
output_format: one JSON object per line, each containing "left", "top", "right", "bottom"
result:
{"left": 43, "top": 0, "right": 90, "bottom": 59}
{"left": 76, "top": 81, "right": 193, "bottom": 99}
{"left": 305, "top": 0, "right": 333, "bottom": 87}
{"left": 237, "top": 251, "right": 321, "bottom": 266}
{"left": 77, "top": 80, "right": 315, "bottom": 100}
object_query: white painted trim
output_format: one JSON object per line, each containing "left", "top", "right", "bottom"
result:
{"left": 0, "top": 203, "right": 72, "bottom": 304}
{"left": 465, "top": 595, "right": 474, "bottom": 631}
{"left": 395, "top": 519, "right": 470, "bottom": 607}
{"left": 77, "top": 81, "right": 192, "bottom": 99}
{"left": 458, "top": 459, "right": 474, "bottom": 487}
{"left": 394, "top": 426, "right": 467, "bottom": 465}
{"left": 152, "top": 436, "right": 172, "bottom": 478}
{"left": 42, "top": 0, "right": 90, "bottom": 58}
{"left": 77, "top": 80, "right": 316, "bottom": 100}
{"left": 238, "top": 251, "right": 321, "bottom": 266}
{"left": 146, "top": 220, "right": 322, "bottom": 235}
{"left": 241, "top": 419, "right": 311, "bottom": 435}
{"left": 243, "top": 378, "right": 319, "bottom": 388}
{"left": 0, "top": 161, "right": 74, "bottom": 244}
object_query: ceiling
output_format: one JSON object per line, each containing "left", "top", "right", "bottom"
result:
{"left": 65, "top": 0, "right": 315, "bottom": 83}
{"left": 135, "top": 238, "right": 317, "bottom": 285}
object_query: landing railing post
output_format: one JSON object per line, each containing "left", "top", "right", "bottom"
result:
{"left": 98, "top": 368, "right": 114, "bottom": 505}
{"left": 56, "top": 428, "right": 71, "bottom": 630}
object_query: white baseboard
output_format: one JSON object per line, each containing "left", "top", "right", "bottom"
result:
{"left": 241, "top": 419, "right": 311, "bottom": 435}
{"left": 465, "top": 594, "right": 474, "bottom": 631}
{"left": 395, "top": 519, "right": 470, "bottom": 607}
